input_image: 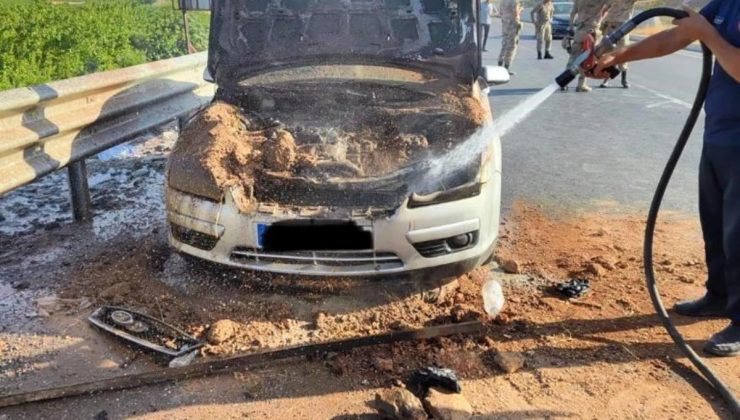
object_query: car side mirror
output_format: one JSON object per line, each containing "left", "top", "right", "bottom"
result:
{"left": 483, "top": 65, "right": 510, "bottom": 85}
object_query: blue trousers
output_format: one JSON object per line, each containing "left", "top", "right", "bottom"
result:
{"left": 699, "top": 143, "right": 740, "bottom": 323}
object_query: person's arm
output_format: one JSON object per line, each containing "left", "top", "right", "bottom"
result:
{"left": 593, "top": 26, "right": 694, "bottom": 76}
{"left": 515, "top": 0, "right": 523, "bottom": 22}
{"left": 531, "top": 3, "right": 539, "bottom": 23}
{"left": 675, "top": 8, "right": 740, "bottom": 82}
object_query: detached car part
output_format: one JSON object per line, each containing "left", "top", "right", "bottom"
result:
{"left": 88, "top": 306, "right": 203, "bottom": 358}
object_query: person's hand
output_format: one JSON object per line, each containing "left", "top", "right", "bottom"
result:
{"left": 672, "top": 7, "right": 713, "bottom": 42}
{"left": 592, "top": 52, "right": 620, "bottom": 78}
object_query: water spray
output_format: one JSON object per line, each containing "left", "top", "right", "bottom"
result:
{"left": 553, "top": 8, "right": 740, "bottom": 414}
{"left": 418, "top": 82, "right": 560, "bottom": 188}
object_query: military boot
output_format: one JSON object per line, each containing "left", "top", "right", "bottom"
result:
{"left": 544, "top": 51, "right": 554, "bottom": 59}
{"left": 498, "top": 60, "right": 503, "bottom": 67}
{"left": 505, "top": 65, "right": 515, "bottom": 76}
{"left": 537, "top": 51, "right": 542, "bottom": 60}
{"left": 621, "top": 70, "right": 630, "bottom": 88}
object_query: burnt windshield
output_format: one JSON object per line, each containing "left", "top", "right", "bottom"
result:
{"left": 207, "top": 0, "right": 480, "bottom": 85}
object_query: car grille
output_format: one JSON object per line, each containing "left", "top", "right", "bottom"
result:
{"left": 414, "top": 240, "right": 452, "bottom": 258}
{"left": 171, "top": 224, "right": 219, "bottom": 251}
{"left": 229, "top": 248, "right": 404, "bottom": 273}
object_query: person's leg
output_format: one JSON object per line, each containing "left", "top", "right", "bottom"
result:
{"left": 675, "top": 145, "right": 728, "bottom": 316}
{"left": 718, "top": 146, "right": 740, "bottom": 323}
{"left": 508, "top": 23, "right": 520, "bottom": 65}
{"left": 498, "top": 20, "right": 510, "bottom": 66}
{"left": 482, "top": 24, "right": 491, "bottom": 50}
{"left": 544, "top": 24, "right": 553, "bottom": 58}
{"left": 501, "top": 21, "right": 517, "bottom": 73}
{"left": 600, "top": 24, "right": 616, "bottom": 87}
{"left": 619, "top": 30, "right": 630, "bottom": 87}
{"left": 536, "top": 24, "right": 543, "bottom": 58}
{"left": 573, "top": 31, "right": 590, "bottom": 91}
{"left": 702, "top": 146, "right": 729, "bottom": 300}
{"left": 705, "top": 144, "right": 740, "bottom": 356}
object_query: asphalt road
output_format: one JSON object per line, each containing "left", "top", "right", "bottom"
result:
{"left": 485, "top": 19, "right": 707, "bottom": 216}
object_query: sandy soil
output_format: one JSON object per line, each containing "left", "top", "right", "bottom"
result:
{"left": 1, "top": 199, "right": 737, "bottom": 419}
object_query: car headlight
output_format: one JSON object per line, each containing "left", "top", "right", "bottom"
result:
{"left": 407, "top": 181, "right": 482, "bottom": 208}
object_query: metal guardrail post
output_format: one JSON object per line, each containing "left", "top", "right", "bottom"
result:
{"left": 67, "top": 160, "right": 92, "bottom": 221}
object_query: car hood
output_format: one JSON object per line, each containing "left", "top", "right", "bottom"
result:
{"left": 207, "top": 0, "right": 481, "bottom": 86}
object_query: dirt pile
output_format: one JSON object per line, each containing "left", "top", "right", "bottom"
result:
{"left": 308, "top": 204, "right": 734, "bottom": 403}
{"left": 59, "top": 233, "right": 495, "bottom": 357}
{"left": 185, "top": 103, "right": 316, "bottom": 212}
{"left": 494, "top": 203, "right": 708, "bottom": 296}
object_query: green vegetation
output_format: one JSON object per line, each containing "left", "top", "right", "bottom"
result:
{"left": 0, "top": 0, "right": 210, "bottom": 90}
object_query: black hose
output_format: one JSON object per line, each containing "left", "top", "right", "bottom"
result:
{"left": 634, "top": 9, "right": 740, "bottom": 416}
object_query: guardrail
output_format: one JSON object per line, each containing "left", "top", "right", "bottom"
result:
{"left": 0, "top": 52, "right": 214, "bottom": 220}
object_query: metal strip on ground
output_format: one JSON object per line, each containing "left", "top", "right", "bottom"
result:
{"left": 0, "top": 321, "right": 484, "bottom": 409}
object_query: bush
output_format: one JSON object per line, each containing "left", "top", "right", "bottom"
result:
{"left": 0, "top": 0, "right": 210, "bottom": 90}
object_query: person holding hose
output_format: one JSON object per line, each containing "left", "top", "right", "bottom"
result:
{"left": 595, "top": 2, "right": 740, "bottom": 356}
{"left": 532, "top": 0, "right": 555, "bottom": 59}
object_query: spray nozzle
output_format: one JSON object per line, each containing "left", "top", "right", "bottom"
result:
{"left": 554, "top": 33, "right": 621, "bottom": 88}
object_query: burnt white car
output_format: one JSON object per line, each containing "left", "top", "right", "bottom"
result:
{"left": 166, "top": 0, "right": 507, "bottom": 279}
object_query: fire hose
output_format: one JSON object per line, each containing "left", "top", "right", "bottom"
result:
{"left": 555, "top": 8, "right": 740, "bottom": 415}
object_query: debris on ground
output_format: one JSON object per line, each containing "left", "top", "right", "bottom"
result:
{"left": 493, "top": 351, "right": 526, "bottom": 374}
{"left": 207, "top": 319, "right": 238, "bottom": 345}
{"left": 233, "top": 371, "right": 264, "bottom": 399}
{"left": 423, "top": 387, "right": 473, "bottom": 420}
{"left": 372, "top": 356, "right": 395, "bottom": 373}
{"left": 501, "top": 258, "right": 521, "bottom": 274}
{"left": 373, "top": 386, "right": 428, "bottom": 420}
{"left": 481, "top": 277, "right": 505, "bottom": 317}
{"left": 88, "top": 306, "right": 203, "bottom": 358}
{"left": 35, "top": 295, "right": 92, "bottom": 317}
{"left": 585, "top": 261, "right": 607, "bottom": 277}
{"left": 1, "top": 200, "right": 735, "bottom": 418}
{"left": 410, "top": 367, "right": 462, "bottom": 394}
{"left": 555, "top": 278, "right": 591, "bottom": 299}
{"left": 168, "top": 349, "right": 199, "bottom": 368}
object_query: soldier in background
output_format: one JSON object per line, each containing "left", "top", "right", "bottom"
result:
{"left": 481, "top": 0, "right": 494, "bottom": 51}
{"left": 498, "top": 0, "right": 522, "bottom": 75}
{"left": 567, "top": 0, "right": 611, "bottom": 91}
{"left": 598, "top": 0, "right": 638, "bottom": 88}
{"left": 531, "top": 0, "right": 555, "bottom": 59}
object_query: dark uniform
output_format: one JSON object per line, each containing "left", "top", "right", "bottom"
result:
{"left": 674, "top": 0, "right": 740, "bottom": 356}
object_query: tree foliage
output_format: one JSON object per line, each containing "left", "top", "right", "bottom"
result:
{"left": 0, "top": 0, "right": 210, "bottom": 90}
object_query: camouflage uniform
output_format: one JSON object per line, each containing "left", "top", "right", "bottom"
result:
{"left": 531, "top": 0, "right": 554, "bottom": 57}
{"left": 498, "top": 0, "right": 521, "bottom": 70}
{"left": 600, "top": 0, "right": 638, "bottom": 71}
{"left": 568, "top": 0, "right": 611, "bottom": 91}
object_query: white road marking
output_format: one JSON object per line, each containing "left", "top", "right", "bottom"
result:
{"left": 632, "top": 82, "right": 693, "bottom": 109}
{"left": 646, "top": 99, "right": 679, "bottom": 109}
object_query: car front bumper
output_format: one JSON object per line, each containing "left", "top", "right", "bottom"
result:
{"left": 166, "top": 140, "right": 501, "bottom": 277}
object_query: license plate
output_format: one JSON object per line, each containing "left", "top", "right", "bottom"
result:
{"left": 256, "top": 223, "right": 268, "bottom": 247}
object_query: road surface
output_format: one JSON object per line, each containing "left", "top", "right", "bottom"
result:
{"left": 486, "top": 19, "right": 706, "bottom": 216}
